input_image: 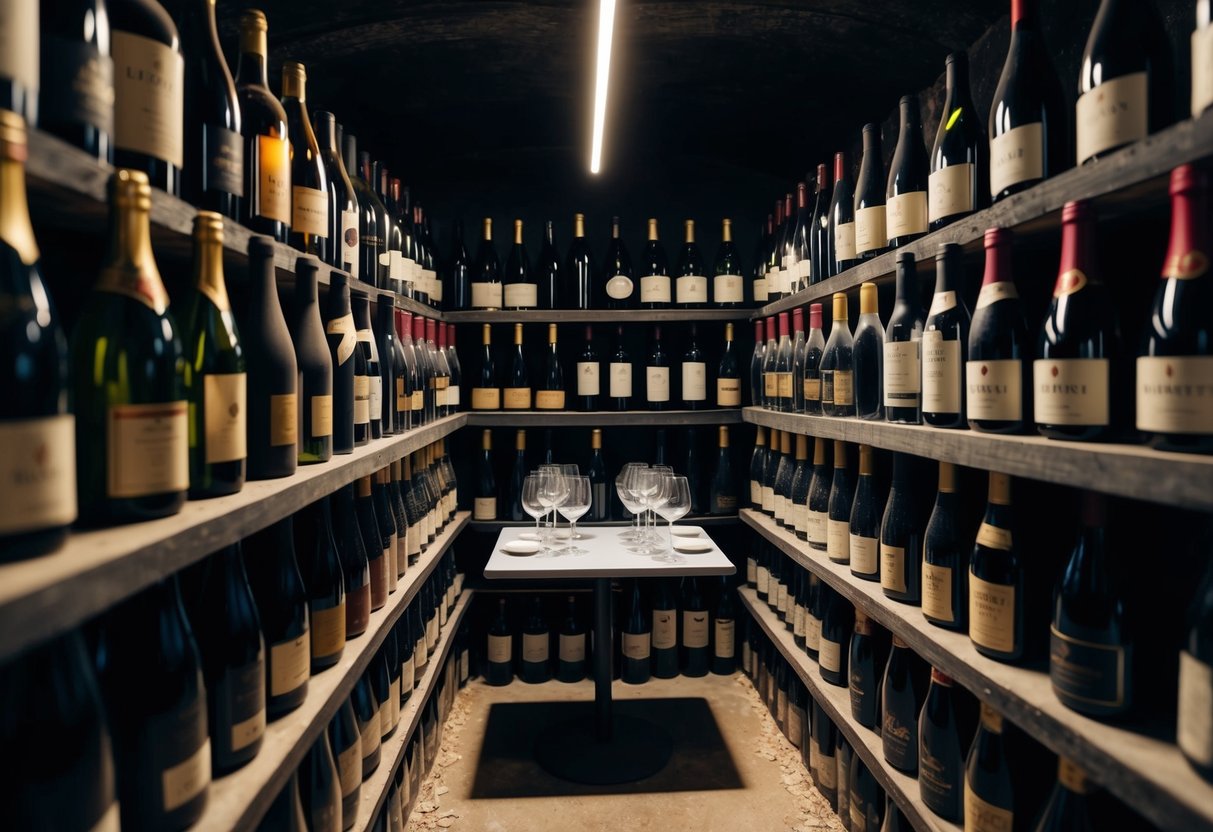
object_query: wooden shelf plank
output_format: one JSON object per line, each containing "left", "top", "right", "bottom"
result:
{"left": 203, "top": 513, "right": 470, "bottom": 832}
{"left": 739, "top": 587, "right": 960, "bottom": 832}
{"left": 0, "top": 414, "right": 466, "bottom": 662}
{"left": 444, "top": 309, "right": 751, "bottom": 323}
{"left": 743, "top": 408, "right": 1213, "bottom": 512}
{"left": 356, "top": 591, "right": 473, "bottom": 831}
{"left": 741, "top": 508, "right": 1213, "bottom": 832}
{"left": 466, "top": 409, "right": 743, "bottom": 427}
{"left": 754, "top": 111, "right": 1213, "bottom": 318}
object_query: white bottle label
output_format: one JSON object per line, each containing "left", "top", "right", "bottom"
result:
{"left": 522, "top": 632, "right": 548, "bottom": 663}
{"left": 753, "top": 277, "right": 768, "bottom": 302}
{"left": 503, "top": 283, "right": 538, "bottom": 308}
{"left": 646, "top": 366, "right": 670, "bottom": 402}
{"left": 883, "top": 340, "right": 921, "bottom": 405}
{"left": 714, "top": 619, "right": 735, "bottom": 658}
{"left": 976, "top": 280, "right": 1019, "bottom": 310}
{"left": 622, "top": 631, "right": 650, "bottom": 660}
{"left": 834, "top": 221, "right": 857, "bottom": 262}
{"left": 269, "top": 635, "right": 309, "bottom": 697}
{"left": 0, "top": 414, "right": 76, "bottom": 534}
{"left": 112, "top": 31, "right": 184, "bottom": 169}
{"left": 1179, "top": 650, "right": 1213, "bottom": 766}
{"left": 161, "top": 738, "right": 210, "bottom": 812}
{"left": 0, "top": 0, "right": 38, "bottom": 93}
{"left": 929, "top": 162, "right": 974, "bottom": 222}
{"left": 559, "top": 633, "right": 586, "bottom": 663}
{"left": 652, "top": 610, "right": 677, "bottom": 649}
{"left": 714, "top": 274, "right": 744, "bottom": 303}
{"left": 682, "top": 362, "right": 707, "bottom": 401}
{"left": 292, "top": 186, "right": 329, "bottom": 237}
{"left": 808, "top": 510, "right": 828, "bottom": 546}
{"left": 487, "top": 634, "right": 511, "bottom": 663}
{"left": 683, "top": 610, "right": 709, "bottom": 649}
{"left": 820, "top": 638, "right": 841, "bottom": 672}
{"left": 676, "top": 275, "right": 708, "bottom": 304}
{"left": 577, "top": 362, "right": 601, "bottom": 396}
{"left": 965, "top": 359, "right": 1022, "bottom": 421}
{"left": 969, "top": 574, "right": 1016, "bottom": 654}
{"left": 854, "top": 205, "right": 887, "bottom": 255}
{"left": 990, "top": 122, "right": 1044, "bottom": 196}
{"left": 767, "top": 267, "right": 785, "bottom": 296}
{"left": 881, "top": 543, "right": 908, "bottom": 593}
{"left": 471, "top": 282, "right": 504, "bottom": 309}
{"left": 610, "top": 362, "right": 632, "bottom": 399}
{"left": 827, "top": 519, "right": 850, "bottom": 562}
{"left": 108, "top": 402, "right": 189, "bottom": 498}
{"left": 927, "top": 290, "right": 958, "bottom": 318}
{"left": 922, "top": 332, "right": 961, "bottom": 414}
{"left": 1076, "top": 72, "right": 1148, "bottom": 164}
{"left": 1194, "top": 26, "right": 1213, "bottom": 117}
{"left": 606, "top": 274, "right": 634, "bottom": 300}
{"left": 640, "top": 274, "right": 671, "bottom": 303}
{"left": 886, "top": 190, "right": 927, "bottom": 239}
{"left": 473, "top": 496, "right": 497, "bottom": 520}
{"left": 849, "top": 534, "right": 878, "bottom": 576}
{"left": 341, "top": 209, "right": 360, "bottom": 278}
{"left": 756, "top": 565, "right": 770, "bottom": 595}
{"left": 1136, "top": 356, "right": 1213, "bottom": 434}
{"left": 1033, "top": 358, "right": 1109, "bottom": 426}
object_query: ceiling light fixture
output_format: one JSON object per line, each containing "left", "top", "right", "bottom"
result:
{"left": 589, "top": 0, "right": 617, "bottom": 174}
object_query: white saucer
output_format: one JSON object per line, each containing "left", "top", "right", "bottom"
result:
{"left": 671, "top": 527, "right": 701, "bottom": 537}
{"left": 672, "top": 539, "right": 713, "bottom": 553}
{"left": 517, "top": 532, "right": 541, "bottom": 541}
{"left": 502, "top": 540, "right": 541, "bottom": 555}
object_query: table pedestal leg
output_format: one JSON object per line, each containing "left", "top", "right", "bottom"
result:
{"left": 594, "top": 577, "right": 612, "bottom": 741}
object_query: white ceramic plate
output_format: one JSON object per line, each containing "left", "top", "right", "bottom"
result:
{"left": 672, "top": 539, "right": 713, "bottom": 553}
{"left": 502, "top": 540, "right": 541, "bottom": 555}
{"left": 671, "top": 527, "right": 701, "bottom": 537}
{"left": 517, "top": 532, "right": 541, "bottom": 541}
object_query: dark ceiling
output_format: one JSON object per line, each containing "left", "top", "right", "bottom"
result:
{"left": 214, "top": 0, "right": 1008, "bottom": 190}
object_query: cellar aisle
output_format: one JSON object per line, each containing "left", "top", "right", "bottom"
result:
{"left": 408, "top": 673, "right": 843, "bottom": 832}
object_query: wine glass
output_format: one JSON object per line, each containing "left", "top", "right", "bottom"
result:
{"left": 628, "top": 468, "right": 669, "bottom": 555}
{"left": 557, "top": 477, "right": 592, "bottom": 553}
{"left": 653, "top": 475, "right": 691, "bottom": 562}
{"left": 521, "top": 476, "right": 547, "bottom": 541}
{"left": 616, "top": 463, "right": 648, "bottom": 540}
{"left": 537, "top": 469, "right": 570, "bottom": 546}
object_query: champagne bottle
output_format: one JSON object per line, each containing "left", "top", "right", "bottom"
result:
{"left": 244, "top": 236, "right": 299, "bottom": 478}
{"left": 536, "top": 323, "right": 565, "bottom": 410}
{"left": 178, "top": 0, "right": 238, "bottom": 215}
{"left": 537, "top": 220, "right": 560, "bottom": 309}
{"left": 854, "top": 281, "right": 885, "bottom": 420}
{"left": 967, "top": 228, "right": 1027, "bottom": 433}
{"left": 930, "top": 51, "right": 989, "bottom": 230}
{"left": 919, "top": 667, "right": 964, "bottom": 821}
{"left": 821, "top": 293, "right": 855, "bottom": 417}
{"left": 807, "top": 437, "right": 831, "bottom": 551}
{"left": 0, "top": 112, "right": 76, "bottom": 556}
{"left": 281, "top": 61, "right": 328, "bottom": 260}
{"left": 234, "top": 9, "right": 289, "bottom": 241}
{"left": 850, "top": 443, "right": 881, "bottom": 581}
{"left": 640, "top": 218, "right": 671, "bottom": 308}
{"left": 557, "top": 595, "right": 588, "bottom": 683}
{"left": 965, "top": 703, "right": 1015, "bottom": 831}
{"left": 970, "top": 472, "right": 1022, "bottom": 662}
{"left": 881, "top": 453, "right": 923, "bottom": 604}
{"left": 244, "top": 518, "right": 310, "bottom": 719}
{"left": 881, "top": 635, "right": 922, "bottom": 773}
{"left": 602, "top": 215, "right": 636, "bottom": 309}
{"left": 885, "top": 252, "right": 925, "bottom": 424}
{"left": 887, "top": 96, "right": 929, "bottom": 247}
{"left": 831, "top": 152, "right": 858, "bottom": 275}
{"left": 923, "top": 461, "right": 966, "bottom": 630}
{"left": 713, "top": 218, "right": 745, "bottom": 306}
{"left": 485, "top": 598, "right": 513, "bottom": 686}
{"left": 71, "top": 170, "right": 187, "bottom": 525}
{"left": 923, "top": 243, "right": 972, "bottom": 428}
{"left": 568, "top": 213, "right": 594, "bottom": 310}
{"left": 621, "top": 580, "right": 651, "bottom": 684}
{"left": 502, "top": 218, "right": 537, "bottom": 310}
{"left": 504, "top": 323, "right": 530, "bottom": 410}
{"left": 474, "top": 429, "right": 497, "bottom": 521}
{"left": 291, "top": 257, "right": 333, "bottom": 463}
{"left": 710, "top": 425, "right": 738, "bottom": 515}
{"left": 854, "top": 124, "right": 888, "bottom": 261}
{"left": 827, "top": 440, "right": 854, "bottom": 564}
{"left": 313, "top": 113, "right": 358, "bottom": 276}
{"left": 652, "top": 579, "right": 680, "bottom": 679}
{"left": 521, "top": 596, "right": 551, "bottom": 684}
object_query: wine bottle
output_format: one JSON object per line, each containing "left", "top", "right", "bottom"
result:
{"left": 375, "top": 302, "right": 397, "bottom": 438}
{"left": 711, "top": 576, "right": 736, "bottom": 675}
{"left": 855, "top": 124, "right": 888, "bottom": 261}
{"left": 443, "top": 217, "right": 470, "bottom": 310}
{"left": 680, "top": 576, "right": 710, "bottom": 677}
{"left": 773, "top": 430, "right": 793, "bottom": 529}
{"left": 673, "top": 219, "right": 708, "bottom": 308}
{"left": 234, "top": 9, "right": 288, "bottom": 240}
{"left": 710, "top": 322, "right": 741, "bottom": 408}
{"left": 602, "top": 215, "right": 636, "bottom": 309}
{"left": 374, "top": 468, "right": 399, "bottom": 594}
{"left": 854, "top": 282, "right": 885, "bottom": 420}
{"left": 567, "top": 212, "right": 595, "bottom": 310}
{"left": 645, "top": 325, "right": 671, "bottom": 411}
{"left": 919, "top": 667, "right": 964, "bottom": 821}
{"left": 473, "top": 429, "right": 497, "bottom": 521}
{"left": 1035, "top": 200, "right": 1118, "bottom": 440}
{"left": 485, "top": 598, "right": 513, "bottom": 686}
{"left": 177, "top": 0, "right": 237, "bottom": 214}
{"left": 970, "top": 472, "right": 1022, "bottom": 662}
{"left": 710, "top": 426, "right": 738, "bottom": 515}
{"left": 445, "top": 323, "right": 462, "bottom": 415}
{"left": 507, "top": 429, "right": 528, "bottom": 521}
{"left": 792, "top": 566, "right": 808, "bottom": 648}
{"left": 521, "top": 596, "right": 551, "bottom": 684}
{"left": 587, "top": 428, "right": 609, "bottom": 520}
{"left": 355, "top": 154, "right": 388, "bottom": 289}
{"left": 288, "top": 257, "right": 334, "bottom": 464}
{"left": 805, "top": 572, "right": 823, "bottom": 659}
{"left": 749, "top": 426, "right": 767, "bottom": 510}
{"left": 772, "top": 312, "right": 794, "bottom": 412}
{"left": 109, "top": 0, "right": 183, "bottom": 194}
{"left": 299, "top": 497, "right": 345, "bottom": 672}
{"left": 922, "top": 461, "right": 966, "bottom": 630}
{"left": 350, "top": 672, "right": 380, "bottom": 778}
{"left": 810, "top": 700, "right": 839, "bottom": 804}
{"left": 760, "top": 316, "right": 777, "bottom": 409}
{"left": 788, "top": 183, "right": 813, "bottom": 295}
{"left": 967, "top": 228, "right": 1027, "bottom": 433}
{"left": 850, "top": 756, "right": 886, "bottom": 832}
{"left": 502, "top": 322, "right": 531, "bottom": 410}
{"left": 749, "top": 318, "right": 766, "bottom": 408}
{"left": 849, "top": 443, "right": 881, "bottom": 581}
{"left": 712, "top": 218, "right": 745, "bottom": 307}
{"left": 1137, "top": 164, "right": 1213, "bottom": 453}
{"left": 811, "top": 164, "right": 834, "bottom": 284}
{"left": 882, "top": 454, "right": 924, "bottom": 604}
{"left": 887, "top": 96, "right": 930, "bottom": 247}
{"left": 827, "top": 440, "right": 854, "bottom": 565}
{"left": 244, "top": 236, "right": 299, "bottom": 478}
{"left": 379, "top": 176, "right": 406, "bottom": 297}
{"left": 419, "top": 208, "right": 440, "bottom": 306}
{"left": 653, "top": 579, "right": 680, "bottom": 679}
{"left": 298, "top": 731, "right": 341, "bottom": 832}
{"left": 0, "top": 113, "right": 73, "bottom": 557}
{"left": 323, "top": 270, "right": 355, "bottom": 453}
{"left": 312, "top": 113, "right": 357, "bottom": 276}
{"left": 965, "top": 703, "right": 1014, "bottom": 831}
{"left": 753, "top": 215, "right": 771, "bottom": 303}
{"left": 0, "top": 0, "right": 37, "bottom": 127}
{"left": 536, "top": 323, "right": 565, "bottom": 411}
{"left": 334, "top": 484, "right": 371, "bottom": 638}
{"left": 807, "top": 437, "right": 831, "bottom": 551}
{"left": 639, "top": 218, "right": 671, "bottom": 308}
{"left": 71, "top": 170, "right": 187, "bottom": 525}
{"left": 1180, "top": 546, "right": 1213, "bottom": 789}
{"left": 327, "top": 702, "right": 359, "bottom": 829}
{"left": 531, "top": 219, "right": 558, "bottom": 309}
{"left": 426, "top": 317, "right": 449, "bottom": 421}
{"left": 789, "top": 433, "right": 811, "bottom": 540}
{"left": 923, "top": 243, "right": 972, "bottom": 428}
{"left": 604, "top": 324, "right": 631, "bottom": 411}
{"left": 989, "top": 0, "right": 1067, "bottom": 201}
{"left": 370, "top": 647, "right": 395, "bottom": 739}
{"left": 242, "top": 518, "right": 309, "bottom": 721}
{"left": 881, "top": 635, "right": 921, "bottom": 773}
{"left": 408, "top": 315, "right": 432, "bottom": 424}
{"left": 821, "top": 292, "right": 855, "bottom": 417}
{"left": 279, "top": 63, "right": 328, "bottom": 261}
{"left": 557, "top": 595, "right": 588, "bottom": 683}
{"left": 770, "top": 195, "right": 791, "bottom": 300}
{"left": 681, "top": 323, "right": 708, "bottom": 410}
{"left": 354, "top": 475, "right": 388, "bottom": 612}
{"left": 470, "top": 324, "right": 499, "bottom": 411}
{"left": 499, "top": 218, "right": 535, "bottom": 310}
{"left": 849, "top": 609, "right": 883, "bottom": 728}
{"left": 930, "top": 51, "right": 989, "bottom": 230}
{"left": 791, "top": 308, "right": 808, "bottom": 413}
{"left": 621, "top": 580, "right": 651, "bottom": 684}
{"left": 1077, "top": 0, "right": 1172, "bottom": 165}
{"left": 819, "top": 586, "right": 853, "bottom": 686}
{"left": 800, "top": 302, "right": 825, "bottom": 416}
{"left": 765, "top": 199, "right": 784, "bottom": 301}
{"left": 880, "top": 797, "right": 911, "bottom": 832}
{"left": 761, "top": 428, "right": 780, "bottom": 517}
{"left": 885, "top": 252, "right": 925, "bottom": 424}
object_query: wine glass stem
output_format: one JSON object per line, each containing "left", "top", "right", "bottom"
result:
{"left": 668, "top": 519, "right": 674, "bottom": 551}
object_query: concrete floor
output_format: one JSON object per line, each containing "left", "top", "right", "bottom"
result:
{"left": 407, "top": 672, "right": 844, "bottom": 832}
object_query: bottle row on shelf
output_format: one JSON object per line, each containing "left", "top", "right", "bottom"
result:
{"left": 753, "top": 168, "right": 1212, "bottom": 453}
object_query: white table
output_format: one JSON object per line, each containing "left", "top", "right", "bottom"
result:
{"left": 483, "top": 525, "right": 736, "bottom": 784}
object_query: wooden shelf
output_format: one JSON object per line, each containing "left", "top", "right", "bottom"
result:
{"left": 202, "top": 513, "right": 469, "bottom": 832}
{"left": 467, "top": 514, "right": 741, "bottom": 531}
{"left": 444, "top": 308, "right": 751, "bottom": 323}
{"left": 0, "top": 414, "right": 467, "bottom": 663}
{"left": 741, "top": 508, "right": 1213, "bottom": 832}
{"left": 754, "top": 111, "right": 1213, "bottom": 318}
{"left": 743, "top": 408, "right": 1213, "bottom": 512}
{"left": 466, "top": 409, "right": 743, "bottom": 427}
{"left": 356, "top": 591, "right": 472, "bottom": 831}
{"left": 24, "top": 129, "right": 442, "bottom": 317}
{"left": 739, "top": 587, "right": 959, "bottom": 832}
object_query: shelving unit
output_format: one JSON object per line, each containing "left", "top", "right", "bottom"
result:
{"left": 201, "top": 513, "right": 469, "bottom": 832}
{"left": 0, "top": 414, "right": 466, "bottom": 663}
{"left": 445, "top": 308, "right": 750, "bottom": 323}
{"left": 465, "top": 409, "right": 742, "bottom": 427}
{"left": 741, "top": 508, "right": 1213, "bottom": 832}
{"left": 753, "top": 110, "right": 1213, "bottom": 318}
{"left": 740, "top": 588, "right": 960, "bottom": 832}
{"left": 356, "top": 591, "right": 473, "bottom": 831}
{"left": 743, "top": 408, "right": 1213, "bottom": 511}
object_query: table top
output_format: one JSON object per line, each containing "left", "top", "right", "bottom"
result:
{"left": 483, "top": 525, "right": 737, "bottom": 580}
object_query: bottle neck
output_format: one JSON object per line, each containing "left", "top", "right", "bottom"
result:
{"left": 193, "top": 233, "right": 230, "bottom": 310}
{"left": 237, "top": 30, "right": 270, "bottom": 88}
{"left": 1056, "top": 212, "right": 1098, "bottom": 293}
{"left": 101, "top": 196, "right": 168, "bottom": 313}
{"left": 833, "top": 153, "right": 846, "bottom": 184}
{"left": 1164, "top": 186, "right": 1211, "bottom": 281}
{"left": 982, "top": 238, "right": 1014, "bottom": 287}
{"left": 0, "top": 156, "right": 37, "bottom": 265}
{"left": 945, "top": 58, "right": 972, "bottom": 107}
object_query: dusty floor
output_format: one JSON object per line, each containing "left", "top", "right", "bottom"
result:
{"left": 407, "top": 672, "right": 844, "bottom": 832}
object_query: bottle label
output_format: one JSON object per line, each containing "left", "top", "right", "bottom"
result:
{"left": 884, "top": 340, "right": 921, "bottom": 404}
{"left": 922, "top": 562, "right": 954, "bottom": 622}
{"left": 88, "top": 801, "right": 120, "bottom": 832}
{"left": 750, "top": 479, "right": 761, "bottom": 507}
{"left": 503, "top": 283, "right": 537, "bottom": 308}
{"left": 716, "top": 377, "right": 741, "bottom": 406}
{"left": 646, "top": 366, "right": 670, "bottom": 402}
{"left": 0, "top": 414, "right": 77, "bottom": 534}
{"left": 820, "top": 637, "right": 841, "bottom": 672}
{"left": 928, "top": 290, "right": 958, "bottom": 318}
{"left": 1049, "top": 625, "right": 1128, "bottom": 708}
{"left": 622, "top": 631, "right": 650, "bottom": 660}
{"left": 1179, "top": 650, "right": 1213, "bottom": 766}
{"left": 849, "top": 798, "right": 866, "bottom": 832}
{"left": 763, "top": 372, "right": 778, "bottom": 399}
{"left": 107, "top": 402, "right": 188, "bottom": 498}
{"left": 761, "top": 484, "right": 774, "bottom": 513}
{"left": 577, "top": 362, "right": 601, "bottom": 396}
{"left": 337, "top": 743, "right": 360, "bottom": 799}
{"left": 990, "top": 122, "right": 1044, "bottom": 197}
{"left": 311, "top": 603, "right": 346, "bottom": 660}
{"left": 271, "top": 392, "right": 298, "bottom": 446}
{"left": 535, "top": 389, "right": 565, "bottom": 410}
{"left": 486, "top": 633, "right": 512, "bottom": 663}
{"left": 270, "top": 634, "right": 309, "bottom": 697}
{"left": 1194, "top": 26, "right": 1213, "bottom": 117}
{"left": 682, "top": 362, "right": 707, "bottom": 401}
{"left": 254, "top": 134, "right": 292, "bottom": 224}
{"left": 886, "top": 190, "right": 928, "bottom": 239}
{"left": 201, "top": 372, "right": 248, "bottom": 464}
{"left": 1136, "top": 356, "right": 1213, "bottom": 434}
{"left": 713, "top": 618, "right": 735, "bottom": 658}
{"left": 767, "top": 267, "right": 785, "bottom": 296}
{"left": 606, "top": 274, "right": 634, "bottom": 300}
{"left": 775, "top": 371, "right": 793, "bottom": 400}
{"left": 965, "top": 360, "right": 1022, "bottom": 421}
{"left": 753, "top": 277, "right": 768, "bottom": 302}
{"left": 849, "top": 534, "right": 878, "bottom": 575}
{"left": 1076, "top": 71, "right": 1148, "bottom": 164}
{"left": 470, "top": 281, "right": 503, "bottom": 309}
{"left": 756, "top": 564, "right": 770, "bottom": 595}
{"left": 0, "top": 1, "right": 37, "bottom": 91}
{"left": 976, "top": 521, "right": 1012, "bottom": 551}
{"left": 471, "top": 387, "right": 501, "bottom": 410}
{"left": 522, "top": 632, "right": 548, "bottom": 663}
{"left": 503, "top": 387, "right": 531, "bottom": 409}
{"left": 832, "top": 370, "right": 854, "bottom": 407}
{"left": 326, "top": 313, "right": 357, "bottom": 365}
{"left": 676, "top": 275, "right": 708, "bottom": 304}
{"left": 609, "top": 362, "right": 632, "bottom": 399}
{"left": 827, "top": 519, "right": 849, "bottom": 562}
{"left": 359, "top": 709, "right": 381, "bottom": 758}
{"left": 340, "top": 210, "right": 360, "bottom": 278}
{"left": 559, "top": 632, "right": 586, "bottom": 663}
{"left": 806, "top": 614, "right": 822, "bottom": 650}
{"left": 111, "top": 31, "right": 184, "bottom": 169}
{"left": 880, "top": 543, "right": 908, "bottom": 593}
{"left": 161, "top": 736, "right": 210, "bottom": 812}
{"left": 41, "top": 37, "right": 115, "bottom": 136}
{"left": 1033, "top": 358, "right": 1109, "bottom": 426}
{"left": 652, "top": 609, "right": 677, "bottom": 649}
{"left": 353, "top": 375, "right": 370, "bottom": 424}
{"left": 834, "top": 221, "right": 857, "bottom": 262}
{"left": 922, "top": 333, "right": 961, "bottom": 414}
{"left": 473, "top": 496, "right": 497, "bottom": 520}
{"left": 975, "top": 280, "right": 1018, "bottom": 310}
{"left": 640, "top": 274, "right": 671, "bottom": 303}
{"left": 808, "top": 510, "right": 828, "bottom": 546}
{"left": 969, "top": 573, "right": 1016, "bottom": 654}
{"left": 310, "top": 394, "right": 333, "bottom": 438}
{"left": 714, "top": 274, "right": 744, "bottom": 303}
{"left": 774, "top": 493, "right": 787, "bottom": 523}
{"left": 964, "top": 780, "right": 1014, "bottom": 832}
{"left": 854, "top": 205, "right": 887, "bottom": 255}
{"left": 291, "top": 186, "right": 329, "bottom": 237}
{"left": 746, "top": 555, "right": 757, "bottom": 583}
{"left": 794, "top": 601, "right": 806, "bottom": 638}
{"left": 795, "top": 501, "right": 809, "bottom": 536}
{"left": 928, "top": 162, "right": 974, "bottom": 222}
{"left": 803, "top": 376, "right": 821, "bottom": 405}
